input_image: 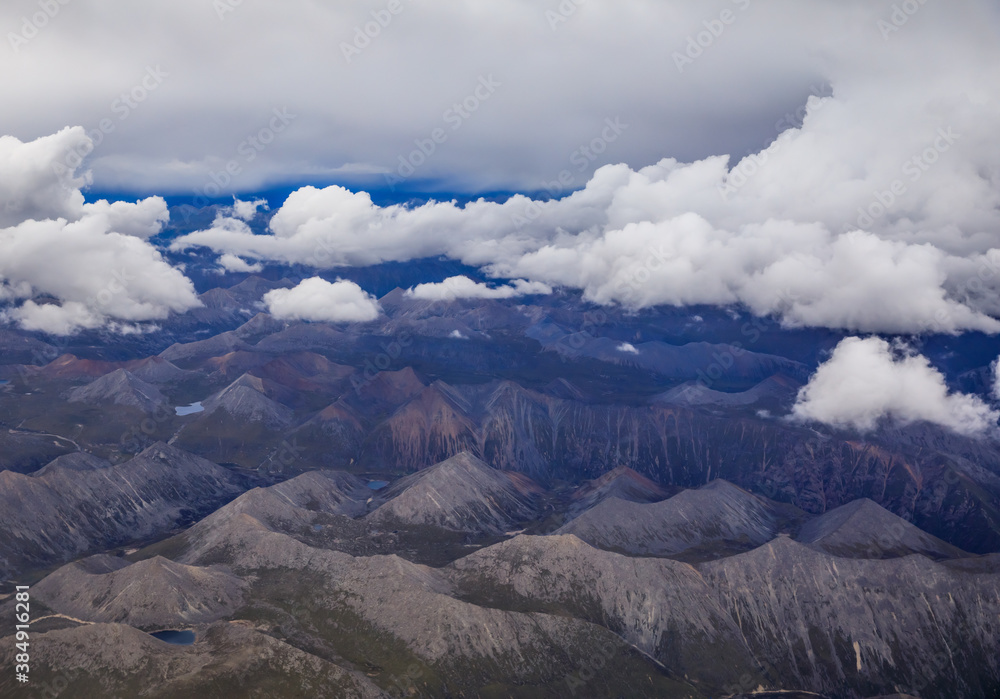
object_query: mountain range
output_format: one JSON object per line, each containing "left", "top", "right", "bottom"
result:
{"left": 2, "top": 451, "right": 996, "bottom": 698}
{"left": 1, "top": 262, "right": 999, "bottom": 697}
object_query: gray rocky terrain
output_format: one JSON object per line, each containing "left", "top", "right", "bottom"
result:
{"left": 366, "top": 452, "right": 540, "bottom": 534}
{"left": 701, "top": 536, "right": 1000, "bottom": 697}
{"left": 565, "top": 465, "right": 673, "bottom": 518}
{"left": 33, "top": 554, "right": 246, "bottom": 627}
{"left": 200, "top": 372, "right": 294, "bottom": 427}
{"left": 159, "top": 330, "right": 254, "bottom": 365}
{"left": 67, "top": 368, "right": 166, "bottom": 413}
{"left": 796, "top": 498, "right": 970, "bottom": 560}
{"left": 0, "top": 622, "right": 389, "bottom": 698}
{"left": 557, "top": 479, "right": 785, "bottom": 557}
{"left": 1, "top": 272, "right": 1000, "bottom": 696}
{"left": 0, "top": 443, "right": 245, "bottom": 578}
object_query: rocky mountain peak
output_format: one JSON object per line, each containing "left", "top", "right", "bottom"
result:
{"left": 67, "top": 368, "right": 166, "bottom": 413}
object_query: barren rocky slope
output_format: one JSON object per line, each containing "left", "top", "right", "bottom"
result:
{"left": 796, "top": 498, "right": 970, "bottom": 560}
{"left": 556, "top": 479, "right": 786, "bottom": 557}
{"left": 0, "top": 443, "right": 246, "bottom": 578}
{"left": 366, "top": 452, "right": 540, "bottom": 534}
{"left": 4, "top": 455, "right": 995, "bottom": 698}
{"left": 33, "top": 554, "right": 246, "bottom": 627}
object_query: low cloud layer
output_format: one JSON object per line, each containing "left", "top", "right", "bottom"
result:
{"left": 263, "top": 277, "right": 381, "bottom": 323}
{"left": 8, "top": 1, "right": 1000, "bottom": 336}
{"left": 173, "top": 142, "right": 1000, "bottom": 334}
{"left": 791, "top": 337, "right": 999, "bottom": 436}
{"left": 217, "top": 253, "right": 264, "bottom": 274}
{"left": 227, "top": 198, "right": 269, "bottom": 222}
{"left": 406, "top": 276, "right": 551, "bottom": 302}
{"left": 165, "top": 1, "right": 1000, "bottom": 336}
{"left": 0, "top": 129, "right": 200, "bottom": 335}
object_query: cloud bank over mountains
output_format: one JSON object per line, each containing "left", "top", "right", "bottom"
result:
{"left": 161, "top": 0, "right": 1000, "bottom": 336}
{"left": 173, "top": 123, "right": 1000, "bottom": 334}
{"left": 0, "top": 129, "right": 200, "bottom": 335}
{"left": 3, "top": 1, "right": 1000, "bottom": 434}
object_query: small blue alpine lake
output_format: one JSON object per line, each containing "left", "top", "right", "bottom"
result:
{"left": 150, "top": 629, "right": 196, "bottom": 645}
{"left": 175, "top": 402, "right": 205, "bottom": 416}
{"left": 367, "top": 480, "right": 389, "bottom": 490}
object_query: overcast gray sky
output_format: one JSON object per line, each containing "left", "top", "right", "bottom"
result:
{"left": 0, "top": 0, "right": 921, "bottom": 194}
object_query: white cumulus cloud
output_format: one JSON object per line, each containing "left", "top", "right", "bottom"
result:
{"left": 791, "top": 337, "right": 999, "bottom": 436}
{"left": 217, "top": 253, "right": 264, "bottom": 274}
{"left": 0, "top": 127, "right": 90, "bottom": 227}
{"left": 406, "top": 276, "right": 552, "bottom": 301}
{"left": 263, "top": 277, "right": 381, "bottom": 323}
{"left": 0, "top": 129, "right": 200, "bottom": 335}
{"left": 80, "top": 197, "right": 170, "bottom": 240}
{"left": 227, "top": 198, "right": 269, "bottom": 222}
{"left": 6, "top": 301, "right": 103, "bottom": 336}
